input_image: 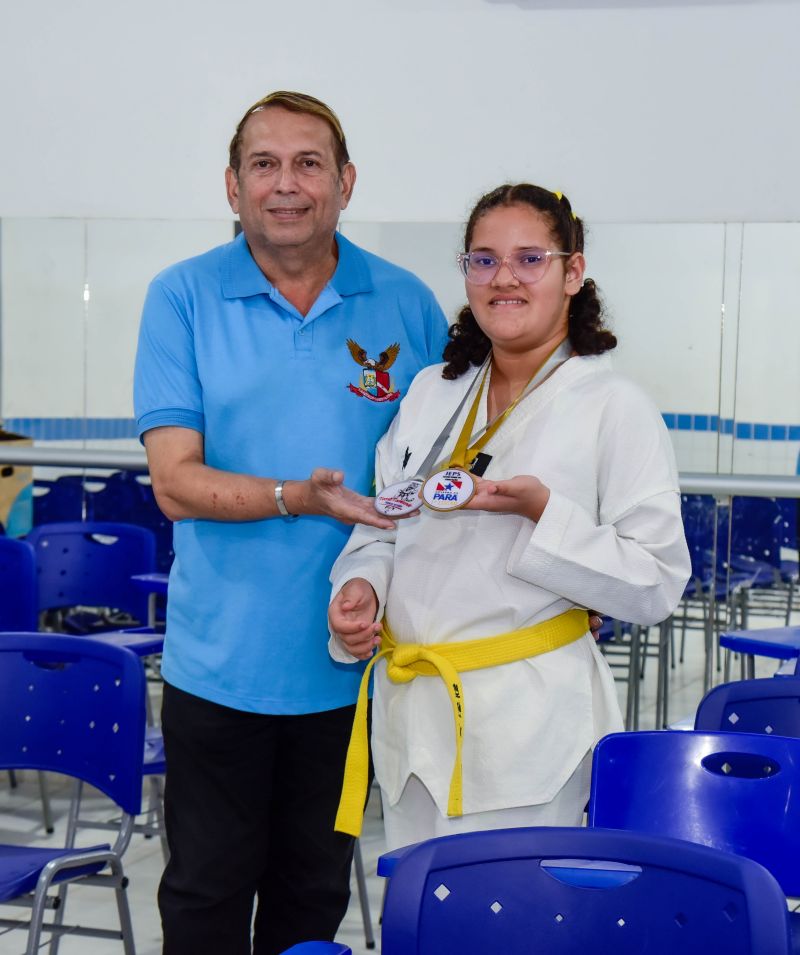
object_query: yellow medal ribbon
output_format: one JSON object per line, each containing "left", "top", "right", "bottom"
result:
{"left": 334, "top": 607, "right": 589, "bottom": 837}
{"left": 447, "top": 338, "right": 569, "bottom": 470}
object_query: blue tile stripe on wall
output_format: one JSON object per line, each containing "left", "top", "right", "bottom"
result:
{"left": 2, "top": 418, "right": 139, "bottom": 440}
{"left": 1, "top": 416, "right": 799, "bottom": 443}
{"left": 660, "top": 414, "right": 800, "bottom": 441}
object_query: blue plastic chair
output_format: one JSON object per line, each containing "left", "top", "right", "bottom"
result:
{"left": 281, "top": 946, "right": 351, "bottom": 954}
{"left": 729, "top": 496, "right": 795, "bottom": 625}
{"left": 0, "top": 633, "right": 146, "bottom": 954}
{"left": 0, "top": 536, "right": 38, "bottom": 631}
{"left": 93, "top": 470, "right": 175, "bottom": 573}
{"left": 32, "top": 475, "right": 101, "bottom": 525}
{"left": 59, "top": 631, "right": 168, "bottom": 869}
{"left": 27, "top": 521, "right": 156, "bottom": 629}
{"left": 16, "top": 524, "right": 165, "bottom": 860}
{"left": 338, "top": 827, "right": 789, "bottom": 954}
{"left": 675, "top": 495, "right": 753, "bottom": 685}
{"left": 778, "top": 499, "right": 799, "bottom": 598}
{"left": 589, "top": 731, "right": 800, "bottom": 904}
{"left": 0, "top": 538, "right": 54, "bottom": 830}
{"left": 695, "top": 675, "right": 800, "bottom": 736}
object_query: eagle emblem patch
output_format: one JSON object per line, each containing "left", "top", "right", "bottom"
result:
{"left": 346, "top": 339, "right": 401, "bottom": 403}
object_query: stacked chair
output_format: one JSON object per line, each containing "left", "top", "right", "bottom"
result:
{"left": 289, "top": 669, "right": 800, "bottom": 954}
{"left": 728, "top": 496, "right": 797, "bottom": 627}
{"left": 5, "top": 505, "right": 377, "bottom": 949}
{"left": 33, "top": 471, "right": 174, "bottom": 574}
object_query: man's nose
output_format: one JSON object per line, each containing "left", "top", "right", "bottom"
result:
{"left": 275, "top": 165, "right": 300, "bottom": 192}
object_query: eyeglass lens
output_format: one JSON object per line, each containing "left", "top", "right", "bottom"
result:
{"left": 463, "top": 250, "right": 549, "bottom": 284}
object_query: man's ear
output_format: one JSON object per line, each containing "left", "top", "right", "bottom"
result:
{"left": 225, "top": 166, "right": 240, "bottom": 214}
{"left": 339, "top": 162, "right": 357, "bottom": 211}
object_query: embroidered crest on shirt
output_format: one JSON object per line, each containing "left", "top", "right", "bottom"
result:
{"left": 345, "top": 339, "right": 401, "bottom": 403}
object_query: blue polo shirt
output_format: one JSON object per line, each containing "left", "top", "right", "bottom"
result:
{"left": 134, "top": 232, "right": 448, "bottom": 714}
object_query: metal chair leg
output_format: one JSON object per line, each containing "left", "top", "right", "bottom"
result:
{"left": 658, "top": 620, "right": 670, "bottom": 728}
{"left": 48, "top": 778, "right": 84, "bottom": 955}
{"left": 353, "top": 838, "right": 375, "bottom": 949}
{"left": 38, "top": 771, "right": 55, "bottom": 834}
{"left": 148, "top": 773, "right": 169, "bottom": 863}
{"left": 627, "top": 626, "right": 642, "bottom": 732}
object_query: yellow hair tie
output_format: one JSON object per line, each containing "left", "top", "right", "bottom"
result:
{"left": 553, "top": 189, "right": 577, "bottom": 221}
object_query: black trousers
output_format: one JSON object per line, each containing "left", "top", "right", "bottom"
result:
{"left": 158, "top": 682, "right": 364, "bottom": 955}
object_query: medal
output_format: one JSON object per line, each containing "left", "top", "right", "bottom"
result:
{"left": 422, "top": 467, "right": 475, "bottom": 511}
{"left": 374, "top": 357, "right": 491, "bottom": 517}
{"left": 375, "top": 340, "right": 572, "bottom": 517}
{"left": 374, "top": 478, "right": 424, "bottom": 516}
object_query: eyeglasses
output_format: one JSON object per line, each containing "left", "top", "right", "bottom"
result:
{"left": 457, "top": 248, "right": 571, "bottom": 286}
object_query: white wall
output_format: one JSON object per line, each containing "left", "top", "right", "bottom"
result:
{"left": 1, "top": 0, "right": 798, "bottom": 478}
{"left": 1, "top": 0, "right": 798, "bottom": 222}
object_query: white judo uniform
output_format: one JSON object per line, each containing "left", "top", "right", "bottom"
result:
{"left": 330, "top": 354, "right": 691, "bottom": 837}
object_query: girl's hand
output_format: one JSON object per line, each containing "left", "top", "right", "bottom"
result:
{"left": 464, "top": 475, "right": 551, "bottom": 522}
{"left": 328, "top": 578, "right": 382, "bottom": 660}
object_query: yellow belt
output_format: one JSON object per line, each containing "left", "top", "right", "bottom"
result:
{"left": 334, "top": 607, "right": 589, "bottom": 837}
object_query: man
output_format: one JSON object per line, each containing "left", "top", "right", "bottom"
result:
{"left": 134, "top": 91, "right": 449, "bottom": 955}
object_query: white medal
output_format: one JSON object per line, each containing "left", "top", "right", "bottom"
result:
{"left": 422, "top": 467, "right": 475, "bottom": 511}
{"left": 374, "top": 478, "right": 424, "bottom": 516}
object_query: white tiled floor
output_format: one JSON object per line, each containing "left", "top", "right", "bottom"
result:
{"left": 1, "top": 599, "right": 797, "bottom": 954}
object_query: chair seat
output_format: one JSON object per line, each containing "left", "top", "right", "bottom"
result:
{"left": 0, "top": 843, "right": 109, "bottom": 900}
{"left": 90, "top": 629, "right": 165, "bottom": 657}
{"left": 130, "top": 572, "right": 169, "bottom": 596}
{"left": 719, "top": 625, "right": 800, "bottom": 660}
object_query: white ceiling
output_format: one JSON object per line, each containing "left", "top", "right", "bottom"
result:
{"left": 484, "top": 0, "right": 797, "bottom": 7}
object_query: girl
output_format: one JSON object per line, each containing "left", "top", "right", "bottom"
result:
{"left": 328, "top": 183, "right": 690, "bottom": 848}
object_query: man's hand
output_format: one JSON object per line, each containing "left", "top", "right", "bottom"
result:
{"left": 285, "top": 468, "right": 396, "bottom": 530}
{"left": 464, "top": 475, "right": 551, "bottom": 523}
{"left": 329, "top": 578, "right": 382, "bottom": 660}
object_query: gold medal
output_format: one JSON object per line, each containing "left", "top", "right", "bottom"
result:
{"left": 422, "top": 467, "right": 475, "bottom": 511}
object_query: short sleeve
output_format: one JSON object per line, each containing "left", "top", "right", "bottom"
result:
{"left": 133, "top": 277, "right": 205, "bottom": 440}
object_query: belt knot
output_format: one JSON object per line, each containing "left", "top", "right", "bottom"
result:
{"left": 386, "top": 643, "right": 428, "bottom": 682}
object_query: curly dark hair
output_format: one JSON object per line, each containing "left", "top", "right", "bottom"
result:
{"left": 442, "top": 183, "right": 617, "bottom": 379}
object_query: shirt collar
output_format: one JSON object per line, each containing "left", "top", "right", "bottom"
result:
{"left": 221, "top": 230, "right": 373, "bottom": 300}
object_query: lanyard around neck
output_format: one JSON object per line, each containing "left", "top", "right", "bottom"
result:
{"left": 448, "top": 338, "right": 572, "bottom": 469}
{"left": 408, "top": 355, "right": 491, "bottom": 481}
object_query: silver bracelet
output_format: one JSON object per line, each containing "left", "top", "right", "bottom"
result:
{"left": 274, "top": 481, "right": 298, "bottom": 521}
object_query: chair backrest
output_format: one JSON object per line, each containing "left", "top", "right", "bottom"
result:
{"left": 680, "top": 493, "right": 727, "bottom": 579}
{"left": 26, "top": 521, "right": 156, "bottom": 622}
{"left": 379, "top": 826, "right": 790, "bottom": 954}
{"left": 777, "top": 499, "right": 798, "bottom": 550}
{"left": 32, "top": 475, "right": 102, "bottom": 525}
{"left": 0, "top": 537, "right": 38, "bottom": 630}
{"left": 92, "top": 471, "right": 174, "bottom": 572}
{"left": 589, "top": 730, "right": 800, "bottom": 897}
{"left": 729, "top": 496, "right": 783, "bottom": 571}
{"left": 695, "top": 677, "right": 800, "bottom": 737}
{"left": 0, "top": 632, "right": 146, "bottom": 815}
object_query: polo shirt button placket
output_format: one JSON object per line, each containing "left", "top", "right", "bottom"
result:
{"left": 294, "top": 323, "right": 313, "bottom": 355}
